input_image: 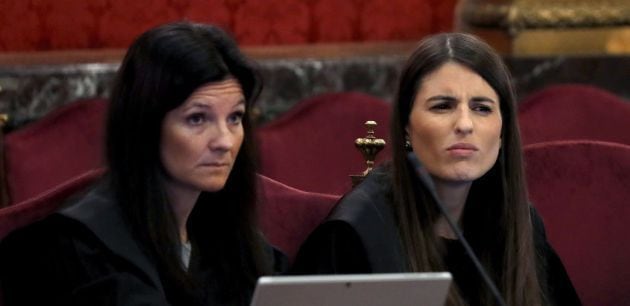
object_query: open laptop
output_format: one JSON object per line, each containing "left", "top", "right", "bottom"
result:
{"left": 250, "top": 272, "right": 452, "bottom": 306}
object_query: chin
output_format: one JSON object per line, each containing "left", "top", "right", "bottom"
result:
{"left": 437, "top": 168, "right": 485, "bottom": 183}
{"left": 439, "top": 175, "right": 474, "bottom": 183}
{"left": 197, "top": 180, "right": 228, "bottom": 193}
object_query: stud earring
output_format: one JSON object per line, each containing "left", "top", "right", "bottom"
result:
{"left": 404, "top": 136, "right": 412, "bottom": 151}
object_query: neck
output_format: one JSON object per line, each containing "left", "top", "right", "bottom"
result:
{"left": 430, "top": 176, "right": 472, "bottom": 240}
{"left": 162, "top": 179, "right": 200, "bottom": 243}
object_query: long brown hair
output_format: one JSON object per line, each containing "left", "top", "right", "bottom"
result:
{"left": 390, "top": 33, "right": 542, "bottom": 306}
{"left": 107, "top": 21, "right": 269, "bottom": 305}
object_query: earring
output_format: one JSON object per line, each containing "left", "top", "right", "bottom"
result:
{"left": 404, "top": 136, "right": 412, "bottom": 151}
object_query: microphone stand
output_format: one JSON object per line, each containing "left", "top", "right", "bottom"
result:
{"left": 407, "top": 152, "right": 507, "bottom": 306}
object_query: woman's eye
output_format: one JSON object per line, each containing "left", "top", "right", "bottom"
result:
{"left": 430, "top": 102, "right": 452, "bottom": 111}
{"left": 228, "top": 111, "right": 244, "bottom": 125}
{"left": 186, "top": 113, "right": 206, "bottom": 125}
{"left": 473, "top": 104, "right": 493, "bottom": 114}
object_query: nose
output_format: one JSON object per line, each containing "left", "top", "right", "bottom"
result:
{"left": 454, "top": 108, "right": 473, "bottom": 135}
{"left": 209, "top": 123, "right": 235, "bottom": 152}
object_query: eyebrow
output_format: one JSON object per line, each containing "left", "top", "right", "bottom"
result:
{"left": 470, "top": 96, "right": 497, "bottom": 104}
{"left": 426, "top": 95, "right": 457, "bottom": 102}
{"left": 425, "top": 95, "right": 496, "bottom": 104}
{"left": 184, "top": 99, "right": 246, "bottom": 111}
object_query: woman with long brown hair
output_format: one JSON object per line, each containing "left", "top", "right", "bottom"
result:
{"left": 292, "top": 33, "right": 580, "bottom": 306}
{"left": 1, "top": 21, "right": 285, "bottom": 306}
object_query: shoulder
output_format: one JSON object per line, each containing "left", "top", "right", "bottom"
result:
{"left": 0, "top": 184, "right": 170, "bottom": 304}
{"left": 328, "top": 168, "right": 399, "bottom": 246}
{"left": 0, "top": 211, "right": 116, "bottom": 281}
{"left": 0, "top": 185, "right": 112, "bottom": 262}
{"left": 0, "top": 213, "right": 95, "bottom": 258}
{"left": 0, "top": 183, "right": 129, "bottom": 271}
{"left": 529, "top": 205, "right": 547, "bottom": 239}
{"left": 529, "top": 205, "right": 553, "bottom": 268}
{"left": 0, "top": 214, "right": 117, "bottom": 304}
{"left": 58, "top": 183, "right": 148, "bottom": 268}
{"left": 261, "top": 237, "right": 290, "bottom": 274}
{"left": 55, "top": 182, "right": 145, "bottom": 265}
{"left": 291, "top": 220, "right": 371, "bottom": 274}
{"left": 529, "top": 205, "right": 582, "bottom": 305}
{"left": 59, "top": 181, "right": 120, "bottom": 227}
{"left": 296, "top": 167, "right": 407, "bottom": 272}
{"left": 329, "top": 167, "right": 393, "bottom": 225}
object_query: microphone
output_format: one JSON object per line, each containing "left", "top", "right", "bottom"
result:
{"left": 406, "top": 152, "right": 507, "bottom": 306}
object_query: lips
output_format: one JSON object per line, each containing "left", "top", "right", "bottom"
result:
{"left": 199, "top": 162, "right": 230, "bottom": 168}
{"left": 447, "top": 143, "right": 478, "bottom": 151}
{"left": 446, "top": 143, "right": 478, "bottom": 157}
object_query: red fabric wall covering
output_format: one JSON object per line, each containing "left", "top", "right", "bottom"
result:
{"left": 0, "top": 0, "right": 456, "bottom": 52}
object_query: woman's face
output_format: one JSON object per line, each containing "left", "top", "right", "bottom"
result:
{"left": 160, "top": 78, "right": 245, "bottom": 193}
{"left": 406, "top": 62, "right": 502, "bottom": 183}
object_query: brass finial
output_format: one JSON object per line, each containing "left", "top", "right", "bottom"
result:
{"left": 350, "top": 120, "right": 386, "bottom": 186}
{"left": 0, "top": 114, "right": 8, "bottom": 127}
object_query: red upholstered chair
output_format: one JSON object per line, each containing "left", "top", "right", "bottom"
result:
{"left": 518, "top": 84, "right": 630, "bottom": 146}
{"left": 524, "top": 140, "right": 630, "bottom": 306}
{"left": 3, "top": 98, "right": 108, "bottom": 204}
{"left": 0, "top": 168, "right": 104, "bottom": 241}
{"left": 257, "top": 174, "right": 340, "bottom": 262}
{"left": 257, "top": 92, "right": 391, "bottom": 195}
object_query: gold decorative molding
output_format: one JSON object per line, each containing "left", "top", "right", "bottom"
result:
{"left": 459, "top": 0, "right": 630, "bottom": 33}
{"left": 456, "top": 0, "right": 630, "bottom": 55}
{"left": 513, "top": 27, "right": 630, "bottom": 56}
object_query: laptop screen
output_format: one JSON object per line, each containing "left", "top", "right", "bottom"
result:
{"left": 251, "top": 272, "right": 452, "bottom": 306}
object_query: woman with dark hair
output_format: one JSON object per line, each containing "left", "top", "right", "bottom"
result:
{"left": 292, "top": 33, "right": 581, "bottom": 306}
{"left": 0, "top": 21, "right": 285, "bottom": 305}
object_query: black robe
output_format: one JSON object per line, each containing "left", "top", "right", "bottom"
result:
{"left": 291, "top": 168, "right": 582, "bottom": 306}
{"left": 0, "top": 183, "right": 286, "bottom": 306}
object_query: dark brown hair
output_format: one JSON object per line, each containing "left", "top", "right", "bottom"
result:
{"left": 390, "top": 33, "right": 542, "bottom": 306}
{"left": 106, "top": 21, "right": 268, "bottom": 305}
